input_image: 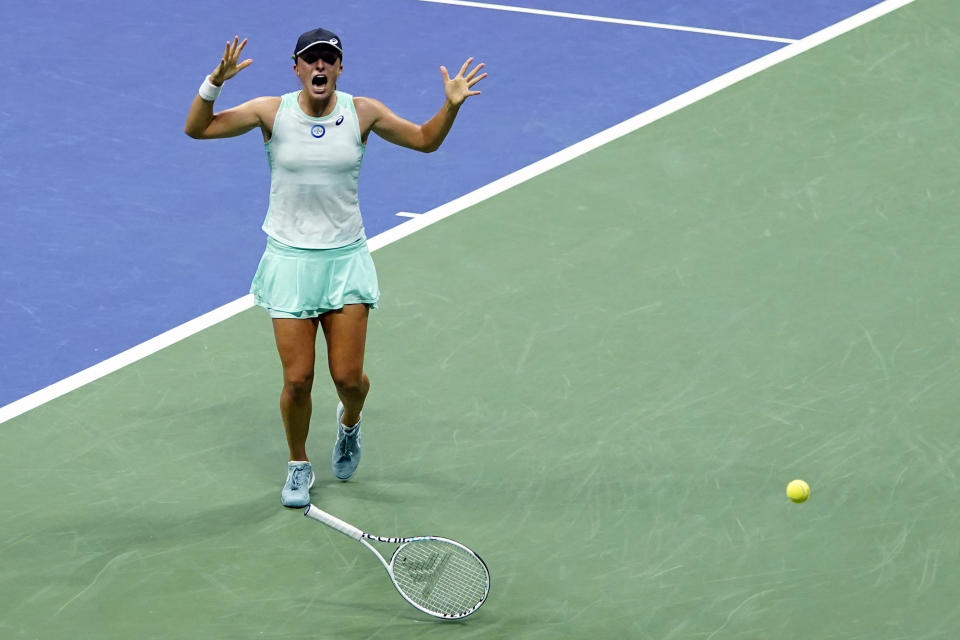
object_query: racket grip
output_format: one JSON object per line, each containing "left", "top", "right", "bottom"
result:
{"left": 304, "top": 504, "right": 364, "bottom": 541}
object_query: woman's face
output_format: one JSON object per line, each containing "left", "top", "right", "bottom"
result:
{"left": 294, "top": 46, "right": 343, "bottom": 100}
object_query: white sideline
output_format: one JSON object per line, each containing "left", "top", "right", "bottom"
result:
{"left": 416, "top": 0, "right": 798, "bottom": 44}
{"left": 0, "top": 0, "right": 917, "bottom": 425}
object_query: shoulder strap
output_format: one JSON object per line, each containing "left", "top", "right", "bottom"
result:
{"left": 337, "top": 91, "right": 357, "bottom": 116}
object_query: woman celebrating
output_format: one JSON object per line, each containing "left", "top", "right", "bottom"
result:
{"left": 185, "top": 29, "right": 486, "bottom": 507}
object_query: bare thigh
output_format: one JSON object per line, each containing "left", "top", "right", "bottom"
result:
{"left": 319, "top": 304, "right": 369, "bottom": 386}
{"left": 273, "top": 317, "right": 321, "bottom": 385}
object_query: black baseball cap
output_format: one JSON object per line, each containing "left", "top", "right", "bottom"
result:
{"left": 293, "top": 28, "right": 343, "bottom": 60}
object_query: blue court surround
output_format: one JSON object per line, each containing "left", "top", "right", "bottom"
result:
{"left": 0, "top": 0, "right": 886, "bottom": 407}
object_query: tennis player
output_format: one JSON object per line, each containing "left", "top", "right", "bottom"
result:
{"left": 184, "top": 29, "right": 486, "bottom": 507}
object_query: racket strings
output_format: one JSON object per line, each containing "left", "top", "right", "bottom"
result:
{"left": 392, "top": 539, "right": 489, "bottom": 617}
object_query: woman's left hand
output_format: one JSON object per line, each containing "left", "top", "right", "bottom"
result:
{"left": 441, "top": 58, "right": 487, "bottom": 107}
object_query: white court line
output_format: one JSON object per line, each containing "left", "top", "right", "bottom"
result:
{"left": 0, "top": 0, "right": 916, "bottom": 425}
{"left": 416, "top": 0, "right": 798, "bottom": 44}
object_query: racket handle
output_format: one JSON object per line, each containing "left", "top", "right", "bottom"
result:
{"left": 304, "top": 504, "right": 364, "bottom": 541}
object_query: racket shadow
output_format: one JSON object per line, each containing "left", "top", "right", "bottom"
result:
{"left": 307, "top": 478, "right": 457, "bottom": 505}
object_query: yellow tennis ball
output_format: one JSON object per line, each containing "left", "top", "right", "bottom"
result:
{"left": 786, "top": 479, "right": 810, "bottom": 503}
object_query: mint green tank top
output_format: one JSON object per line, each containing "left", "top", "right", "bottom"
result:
{"left": 262, "top": 91, "right": 366, "bottom": 249}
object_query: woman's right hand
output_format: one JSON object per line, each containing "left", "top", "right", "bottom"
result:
{"left": 210, "top": 36, "right": 253, "bottom": 86}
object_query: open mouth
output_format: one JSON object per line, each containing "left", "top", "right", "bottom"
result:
{"left": 312, "top": 74, "right": 328, "bottom": 88}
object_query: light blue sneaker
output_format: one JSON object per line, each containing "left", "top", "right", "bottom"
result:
{"left": 281, "top": 461, "right": 315, "bottom": 508}
{"left": 331, "top": 402, "right": 362, "bottom": 480}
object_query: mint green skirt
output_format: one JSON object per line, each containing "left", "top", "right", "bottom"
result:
{"left": 250, "top": 236, "right": 380, "bottom": 319}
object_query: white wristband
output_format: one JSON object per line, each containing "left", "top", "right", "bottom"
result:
{"left": 198, "top": 75, "right": 222, "bottom": 102}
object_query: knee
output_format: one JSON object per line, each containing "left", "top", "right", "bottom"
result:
{"left": 283, "top": 370, "right": 314, "bottom": 400}
{"left": 331, "top": 368, "right": 366, "bottom": 395}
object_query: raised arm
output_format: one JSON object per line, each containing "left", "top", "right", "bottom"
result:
{"left": 356, "top": 58, "right": 487, "bottom": 153}
{"left": 184, "top": 36, "right": 277, "bottom": 139}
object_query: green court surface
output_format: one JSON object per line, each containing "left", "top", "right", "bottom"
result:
{"left": 3, "top": 2, "right": 959, "bottom": 638}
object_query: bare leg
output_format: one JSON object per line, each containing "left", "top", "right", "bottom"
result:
{"left": 272, "top": 317, "right": 320, "bottom": 461}
{"left": 319, "top": 304, "right": 370, "bottom": 427}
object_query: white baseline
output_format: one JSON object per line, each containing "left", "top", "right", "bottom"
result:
{"left": 0, "top": 0, "right": 917, "bottom": 425}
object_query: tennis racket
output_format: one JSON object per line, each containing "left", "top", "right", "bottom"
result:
{"left": 304, "top": 504, "right": 490, "bottom": 619}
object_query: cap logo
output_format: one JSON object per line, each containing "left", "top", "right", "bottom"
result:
{"left": 330, "top": 38, "right": 339, "bottom": 45}
{"left": 311, "top": 124, "right": 326, "bottom": 138}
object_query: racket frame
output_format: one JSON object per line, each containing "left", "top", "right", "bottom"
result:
{"left": 304, "top": 504, "right": 490, "bottom": 619}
